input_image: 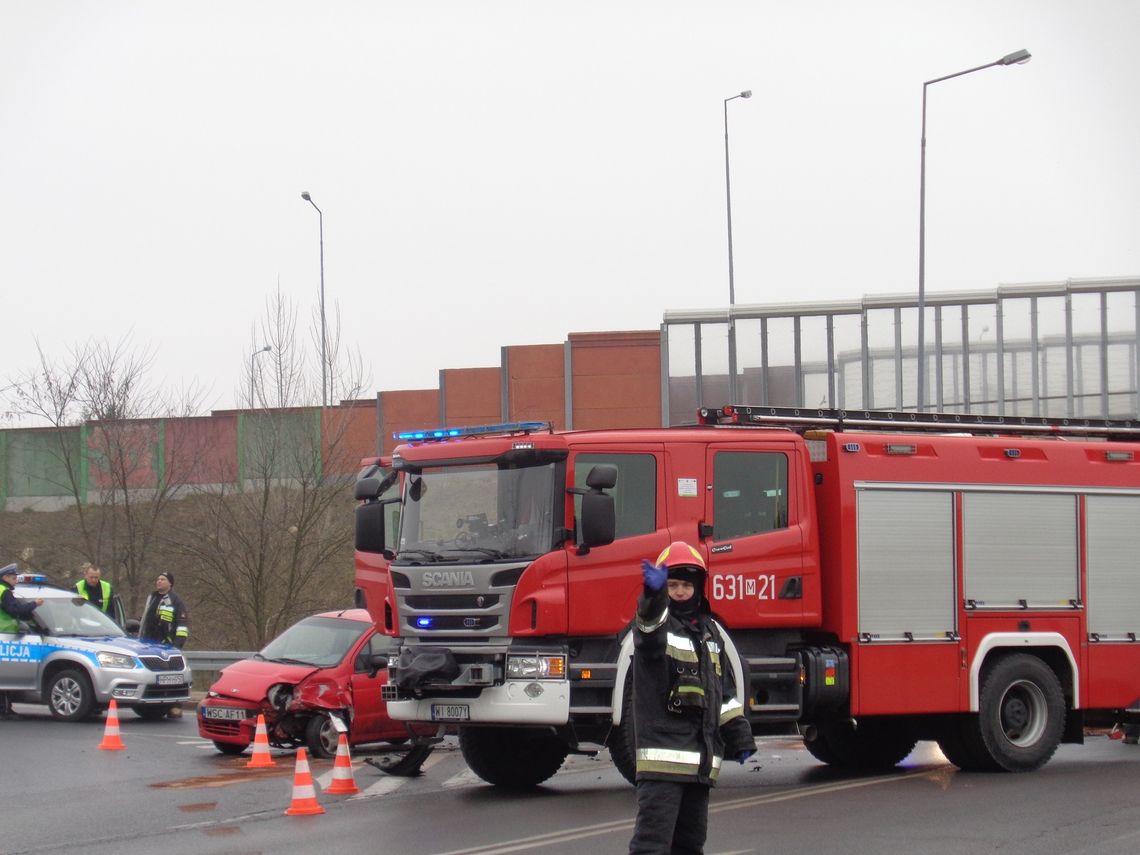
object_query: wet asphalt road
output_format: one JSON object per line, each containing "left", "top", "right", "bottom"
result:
{"left": 5, "top": 702, "right": 1140, "bottom": 855}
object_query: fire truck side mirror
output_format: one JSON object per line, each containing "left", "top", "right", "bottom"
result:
{"left": 356, "top": 498, "right": 398, "bottom": 558}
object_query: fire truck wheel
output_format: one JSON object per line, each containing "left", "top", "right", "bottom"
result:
{"left": 804, "top": 719, "right": 917, "bottom": 770}
{"left": 459, "top": 726, "right": 569, "bottom": 789}
{"left": 976, "top": 654, "right": 1065, "bottom": 772}
{"left": 607, "top": 672, "right": 637, "bottom": 786}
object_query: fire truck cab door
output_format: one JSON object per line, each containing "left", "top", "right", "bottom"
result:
{"left": 703, "top": 443, "right": 805, "bottom": 629}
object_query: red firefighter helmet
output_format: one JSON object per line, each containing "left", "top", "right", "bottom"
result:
{"left": 654, "top": 541, "right": 706, "bottom": 572}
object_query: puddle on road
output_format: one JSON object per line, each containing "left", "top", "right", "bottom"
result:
{"left": 202, "top": 825, "right": 244, "bottom": 837}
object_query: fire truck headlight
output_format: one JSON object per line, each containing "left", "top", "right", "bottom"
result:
{"left": 507, "top": 655, "right": 566, "bottom": 680}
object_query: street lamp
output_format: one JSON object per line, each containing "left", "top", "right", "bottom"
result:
{"left": 724, "top": 89, "right": 751, "bottom": 402}
{"left": 300, "top": 190, "right": 327, "bottom": 407}
{"left": 250, "top": 345, "right": 271, "bottom": 408}
{"left": 917, "top": 49, "right": 1030, "bottom": 412}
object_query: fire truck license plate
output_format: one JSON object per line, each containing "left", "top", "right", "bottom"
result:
{"left": 156, "top": 674, "right": 186, "bottom": 686}
{"left": 430, "top": 704, "right": 470, "bottom": 721}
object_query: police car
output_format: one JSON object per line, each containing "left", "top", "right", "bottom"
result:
{"left": 0, "top": 574, "right": 192, "bottom": 721}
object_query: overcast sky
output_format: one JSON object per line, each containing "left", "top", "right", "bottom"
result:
{"left": 3, "top": 1, "right": 1138, "bottom": 418}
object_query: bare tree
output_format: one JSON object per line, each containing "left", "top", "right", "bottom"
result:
{"left": 173, "top": 290, "right": 369, "bottom": 648}
{"left": 5, "top": 338, "right": 205, "bottom": 612}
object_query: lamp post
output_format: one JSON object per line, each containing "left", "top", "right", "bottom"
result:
{"left": 724, "top": 89, "right": 751, "bottom": 402}
{"left": 300, "top": 190, "right": 327, "bottom": 407}
{"left": 250, "top": 345, "right": 271, "bottom": 408}
{"left": 917, "top": 48, "right": 1030, "bottom": 412}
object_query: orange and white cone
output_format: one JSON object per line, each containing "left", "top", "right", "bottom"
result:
{"left": 284, "top": 748, "right": 325, "bottom": 816}
{"left": 324, "top": 733, "right": 360, "bottom": 795}
{"left": 98, "top": 699, "right": 126, "bottom": 751}
{"left": 246, "top": 714, "right": 277, "bottom": 768}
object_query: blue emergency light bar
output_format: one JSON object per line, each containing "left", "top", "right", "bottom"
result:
{"left": 394, "top": 420, "right": 551, "bottom": 442}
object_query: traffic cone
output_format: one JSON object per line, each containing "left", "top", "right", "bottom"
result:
{"left": 98, "top": 699, "right": 126, "bottom": 751}
{"left": 324, "top": 733, "right": 360, "bottom": 795}
{"left": 246, "top": 714, "right": 277, "bottom": 768}
{"left": 284, "top": 748, "right": 325, "bottom": 816}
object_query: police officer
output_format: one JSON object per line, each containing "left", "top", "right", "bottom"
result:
{"left": 627, "top": 542, "right": 756, "bottom": 855}
{"left": 1, "top": 562, "right": 44, "bottom": 719}
{"left": 74, "top": 562, "right": 113, "bottom": 613}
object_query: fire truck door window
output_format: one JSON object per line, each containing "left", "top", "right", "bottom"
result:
{"left": 711, "top": 452, "right": 788, "bottom": 540}
{"left": 573, "top": 453, "right": 656, "bottom": 540}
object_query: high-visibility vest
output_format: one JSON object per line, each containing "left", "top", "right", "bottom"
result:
{"left": 76, "top": 579, "right": 113, "bottom": 612}
{"left": 0, "top": 581, "right": 20, "bottom": 633}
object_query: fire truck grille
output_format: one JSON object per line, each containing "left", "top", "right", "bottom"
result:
{"left": 139, "top": 655, "right": 186, "bottom": 671}
{"left": 404, "top": 594, "right": 500, "bottom": 610}
{"left": 404, "top": 615, "right": 500, "bottom": 631}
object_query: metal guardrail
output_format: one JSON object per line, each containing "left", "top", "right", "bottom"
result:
{"left": 184, "top": 650, "right": 254, "bottom": 671}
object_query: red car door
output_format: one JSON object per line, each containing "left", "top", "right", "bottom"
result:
{"left": 347, "top": 631, "right": 389, "bottom": 742}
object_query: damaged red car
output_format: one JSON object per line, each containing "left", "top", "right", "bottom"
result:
{"left": 198, "top": 608, "right": 427, "bottom": 760}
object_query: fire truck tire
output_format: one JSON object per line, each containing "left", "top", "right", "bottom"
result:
{"left": 804, "top": 719, "right": 917, "bottom": 770}
{"left": 936, "top": 716, "right": 998, "bottom": 771}
{"left": 459, "top": 726, "right": 569, "bottom": 788}
{"left": 607, "top": 672, "right": 637, "bottom": 786}
{"left": 975, "top": 654, "right": 1065, "bottom": 772}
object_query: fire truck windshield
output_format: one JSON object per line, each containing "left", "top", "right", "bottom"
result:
{"left": 396, "top": 461, "right": 558, "bottom": 562}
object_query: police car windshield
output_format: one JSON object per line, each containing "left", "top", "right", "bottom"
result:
{"left": 259, "top": 616, "right": 368, "bottom": 668}
{"left": 35, "top": 596, "right": 125, "bottom": 638}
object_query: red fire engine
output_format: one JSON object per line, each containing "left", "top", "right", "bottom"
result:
{"left": 353, "top": 405, "right": 1140, "bottom": 787}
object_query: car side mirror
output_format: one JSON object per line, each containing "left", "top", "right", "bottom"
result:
{"left": 368, "top": 652, "right": 389, "bottom": 676}
{"left": 125, "top": 618, "right": 140, "bottom": 636}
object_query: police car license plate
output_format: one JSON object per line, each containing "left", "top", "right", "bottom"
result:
{"left": 157, "top": 673, "right": 186, "bottom": 686}
{"left": 203, "top": 706, "right": 248, "bottom": 721}
{"left": 430, "top": 704, "right": 470, "bottom": 721}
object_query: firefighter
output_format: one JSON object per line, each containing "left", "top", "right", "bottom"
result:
{"left": 628, "top": 541, "right": 756, "bottom": 855}
{"left": 74, "top": 562, "right": 113, "bottom": 613}
{"left": 1, "top": 562, "right": 44, "bottom": 718}
{"left": 139, "top": 571, "right": 190, "bottom": 718}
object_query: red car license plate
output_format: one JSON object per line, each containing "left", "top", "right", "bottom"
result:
{"left": 203, "top": 706, "right": 249, "bottom": 721}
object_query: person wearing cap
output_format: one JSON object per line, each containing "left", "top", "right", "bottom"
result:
{"left": 139, "top": 572, "right": 190, "bottom": 649}
{"left": 1, "top": 562, "right": 45, "bottom": 718}
{"left": 74, "top": 562, "right": 113, "bottom": 613}
{"left": 627, "top": 541, "right": 756, "bottom": 855}
{"left": 139, "top": 571, "right": 191, "bottom": 718}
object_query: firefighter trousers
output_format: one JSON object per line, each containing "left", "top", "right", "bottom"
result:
{"left": 629, "top": 778, "right": 710, "bottom": 855}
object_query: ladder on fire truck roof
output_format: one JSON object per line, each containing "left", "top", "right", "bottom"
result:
{"left": 696, "top": 404, "right": 1140, "bottom": 442}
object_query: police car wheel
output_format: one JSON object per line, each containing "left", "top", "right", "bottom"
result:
{"left": 47, "top": 669, "right": 95, "bottom": 722}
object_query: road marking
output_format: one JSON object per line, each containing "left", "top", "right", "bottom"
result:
{"left": 441, "top": 767, "right": 484, "bottom": 789}
{"left": 425, "top": 768, "right": 936, "bottom": 855}
{"left": 349, "top": 774, "right": 409, "bottom": 800}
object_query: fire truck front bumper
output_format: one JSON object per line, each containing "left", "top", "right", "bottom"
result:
{"left": 386, "top": 679, "right": 570, "bottom": 725}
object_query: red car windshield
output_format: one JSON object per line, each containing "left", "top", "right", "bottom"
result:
{"left": 258, "top": 616, "right": 369, "bottom": 668}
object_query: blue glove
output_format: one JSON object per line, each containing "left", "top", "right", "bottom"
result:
{"left": 736, "top": 749, "right": 755, "bottom": 765}
{"left": 641, "top": 559, "right": 667, "bottom": 592}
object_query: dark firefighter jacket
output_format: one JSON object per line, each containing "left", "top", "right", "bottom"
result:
{"left": 139, "top": 589, "right": 190, "bottom": 648}
{"left": 630, "top": 585, "right": 756, "bottom": 785}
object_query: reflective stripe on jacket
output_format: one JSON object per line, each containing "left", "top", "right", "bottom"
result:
{"left": 630, "top": 586, "right": 755, "bottom": 786}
